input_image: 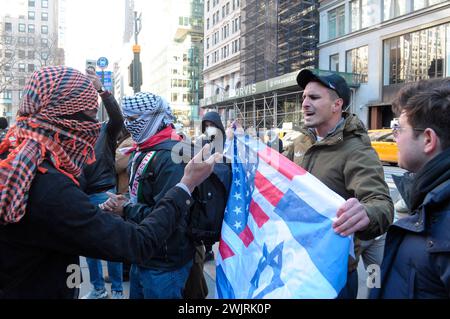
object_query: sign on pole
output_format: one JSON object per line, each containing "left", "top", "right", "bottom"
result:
{"left": 96, "top": 71, "right": 113, "bottom": 92}
{"left": 96, "top": 57, "right": 109, "bottom": 70}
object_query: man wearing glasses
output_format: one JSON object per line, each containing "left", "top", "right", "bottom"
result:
{"left": 372, "top": 78, "right": 450, "bottom": 299}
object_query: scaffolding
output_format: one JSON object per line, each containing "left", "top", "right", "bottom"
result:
{"left": 240, "top": 0, "right": 319, "bottom": 86}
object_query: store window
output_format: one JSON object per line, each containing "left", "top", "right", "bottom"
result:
{"left": 383, "top": 23, "right": 448, "bottom": 85}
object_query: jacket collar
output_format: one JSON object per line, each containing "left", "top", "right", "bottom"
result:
{"left": 301, "top": 112, "right": 368, "bottom": 146}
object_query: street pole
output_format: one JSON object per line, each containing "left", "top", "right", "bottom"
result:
{"left": 133, "top": 11, "right": 142, "bottom": 94}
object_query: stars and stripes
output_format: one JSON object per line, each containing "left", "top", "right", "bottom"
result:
{"left": 216, "top": 132, "right": 352, "bottom": 299}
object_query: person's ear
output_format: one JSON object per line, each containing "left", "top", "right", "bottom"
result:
{"left": 423, "top": 128, "right": 440, "bottom": 155}
{"left": 332, "top": 98, "right": 343, "bottom": 113}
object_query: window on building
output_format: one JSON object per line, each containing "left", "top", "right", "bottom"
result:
{"left": 28, "top": 11, "right": 35, "bottom": 20}
{"left": 206, "top": 55, "right": 210, "bottom": 67}
{"left": 3, "top": 90, "right": 13, "bottom": 99}
{"left": 346, "top": 46, "right": 368, "bottom": 83}
{"left": 328, "top": 5, "right": 345, "bottom": 40}
{"left": 41, "top": 12, "right": 48, "bottom": 21}
{"left": 330, "top": 54, "right": 339, "bottom": 71}
{"left": 28, "top": 64, "right": 35, "bottom": 72}
{"left": 19, "top": 78, "right": 26, "bottom": 86}
{"left": 18, "top": 63, "right": 26, "bottom": 72}
{"left": 206, "top": 18, "right": 209, "bottom": 30}
{"left": 28, "top": 24, "right": 35, "bottom": 33}
{"left": 28, "top": 37, "right": 35, "bottom": 45}
{"left": 414, "top": 0, "right": 446, "bottom": 10}
{"left": 5, "top": 22, "right": 12, "bottom": 32}
{"left": 383, "top": 23, "right": 447, "bottom": 85}
{"left": 41, "top": 38, "right": 48, "bottom": 46}
{"left": 226, "top": 2, "right": 230, "bottom": 15}
{"left": 171, "top": 93, "right": 178, "bottom": 102}
{"left": 18, "top": 50, "right": 26, "bottom": 59}
{"left": 232, "top": 39, "right": 240, "bottom": 53}
{"left": 351, "top": 0, "right": 377, "bottom": 32}
{"left": 42, "top": 0, "right": 48, "bottom": 8}
{"left": 207, "top": 0, "right": 210, "bottom": 12}
{"left": 41, "top": 25, "right": 48, "bottom": 34}
{"left": 5, "top": 50, "right": 13, "bottom": 58}
{"left": 4, "top": 36, "right": 12, "bottom": 44}
{"left": 28, "top": 0, "right": 35, "bottom": 7}
{"left": 28, "top": 50, "right": 35, "bottom": 59}
{"left": 222, "top": 5, "right": 226, "bottom": 18}
{"left": 19, "top": 23, "right": 26, "bottom": 32}
{"left": 18, "top": 37, "right": 26, "bottom": 45}
{"left": 383, "top": 0, "right": 408, "bottom": 21}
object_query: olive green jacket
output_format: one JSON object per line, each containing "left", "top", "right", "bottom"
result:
{"left": 285, "top": 113, "right": 394, "bottom": 271}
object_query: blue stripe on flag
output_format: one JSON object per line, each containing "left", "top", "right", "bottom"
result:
{"left": 216, "top": 264, "right": 236, "bottom": 299}
{"left": 274, "top": 189, "right": 348, "bottom": 293}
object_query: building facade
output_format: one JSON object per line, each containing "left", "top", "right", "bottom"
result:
{"left": 318, "top": 0, "right": 450, "bottom": 128}
{"left": 0, "top": 0, "right": 62, "bottom": 124}
{"left": 203, "top": 0, "right": 242, "bottom": 116}
{"left": 201, "top": 0, "right": 320, "bottom": 131}
{"left": 114, "top": 0, "right": 204, "bottom": 134}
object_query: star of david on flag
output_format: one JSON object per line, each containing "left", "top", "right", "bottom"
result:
{"left": 216, "top": 132, "right": 351, "bottom": 298}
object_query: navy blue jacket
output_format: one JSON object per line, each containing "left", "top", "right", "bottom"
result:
{"left": 371, "top": 149, "right": 450, "bottom": 299}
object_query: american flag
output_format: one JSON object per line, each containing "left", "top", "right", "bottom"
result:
{"left": 216, "top": 133, "right": 351, "bottom": 299}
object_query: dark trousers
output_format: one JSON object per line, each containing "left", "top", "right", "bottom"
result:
{"left": 337, "top": 270, "right": 358, "bottom": 299}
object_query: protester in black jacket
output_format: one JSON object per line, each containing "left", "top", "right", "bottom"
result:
{"left": 104, "top": 92, "right": 195, "bottom": 299}
{"left": 0, "top": 67, "right": 219, "bottom": 299}
{"left": 78, "top": 69, "right": 125, "bottom": 299}
{"left": 198, "top": 111, "right": 227, "bottom": 261}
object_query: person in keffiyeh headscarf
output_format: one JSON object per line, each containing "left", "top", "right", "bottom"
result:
{"left": 0, "top": 66, "right": 101, "bottom": 224}
{"left": 0, "top": 67, "right": 218, "bottom": 299}
{"left": 108, "top": 92, "right": 195, "bottom": 299}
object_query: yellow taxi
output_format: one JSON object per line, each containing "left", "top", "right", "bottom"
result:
{"left": 368, "top": 129, "right": 398, "bottom": 165}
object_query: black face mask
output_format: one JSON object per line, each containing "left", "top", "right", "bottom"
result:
{"left": 60, "top": 111, "right": 98, "bottom": 123}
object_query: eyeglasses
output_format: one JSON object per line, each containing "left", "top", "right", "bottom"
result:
{"left": 391, "top": 125, "right": 425, "bottom": 138}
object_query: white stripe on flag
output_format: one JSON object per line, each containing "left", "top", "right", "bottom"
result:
{"left": 290, "top": 174, "right": 345, "bottom": 220}
{"left": 256, "top": 159, "right": 290, "bottom": 194}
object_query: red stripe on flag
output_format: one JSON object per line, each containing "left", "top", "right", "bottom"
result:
{"left": 258, "top": 146, "right": 307, "bottom": 180}
{"left": 239, "top": 225, "right": 254, "bottom": 247}
{"left": 255, "top": 171, "right": 284, "bottom": 207}
{"left": 249, "top": 199, "right": 269, "bottom": 228}
{"left": 219, "top": 240, "right": 235, "bottom": 260}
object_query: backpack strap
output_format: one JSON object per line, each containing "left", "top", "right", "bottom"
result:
{"left": 129, "top": 151, "right": 156, "bottom": 204}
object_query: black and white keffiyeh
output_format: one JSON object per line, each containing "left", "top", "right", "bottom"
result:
{"left": 121, "top": 92, "right": 175, "bottom": 144}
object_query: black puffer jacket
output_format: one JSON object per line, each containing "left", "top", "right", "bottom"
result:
{"left": 0, "top": 162, "right": 193, "bottom": 299}
{"left": 79, "top": 92, "right": 123, "bottom": 194}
